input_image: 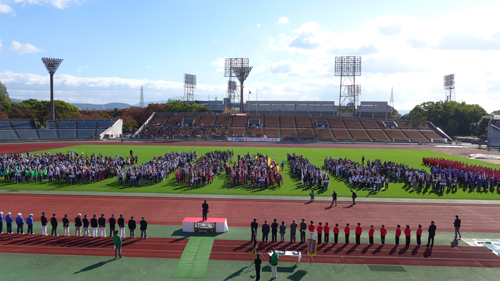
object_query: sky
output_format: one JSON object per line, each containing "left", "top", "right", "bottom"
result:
{"left": 0, "top": 0, "right": 499, "bottom": 112}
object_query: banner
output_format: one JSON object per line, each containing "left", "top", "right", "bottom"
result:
{"left": 306, "top": 238, "right": 318, "bottom": 257}
{"left": 227, "top": 137, "right": 280, "bottom": 142}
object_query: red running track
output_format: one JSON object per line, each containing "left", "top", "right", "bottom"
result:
{"left": 1, "top": 194, "right": 500, "bottom": 233}
{"left": 0, "top": 234, "right": 498, "bottom": 268}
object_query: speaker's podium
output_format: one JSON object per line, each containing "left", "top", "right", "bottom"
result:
{"left": 182, "top": 217, "right": 228, "bottom": 234}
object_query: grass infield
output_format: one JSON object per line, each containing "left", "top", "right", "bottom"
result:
{"left": 2, "top": 144, "right": 499, "bottom": 200}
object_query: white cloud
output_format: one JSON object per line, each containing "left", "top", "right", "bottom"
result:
{"left": 256, "top": 23, "right": 261, "bottom": 28}
{"left": 211, "top": 57, "right": 225, "bottom": 73}
{"left": 13, "top": 0, "right": 80, "bottom": 9}
{"left": 0, "top": 71, "right": 225, "bottom": 104}
{"left": 0, "top": 39, "right": 2, "bottom": 48}
{"left": 77, "top": 66, "right": 88, "bottom": 72}
{"left": 277, "top": 16, "right": 289, "bottom": 24}
{"left": 6, "top": 41, "right": 44, "bottom": 55}
{"left": 0, "top": 2, "right": 14, "bottom": 13}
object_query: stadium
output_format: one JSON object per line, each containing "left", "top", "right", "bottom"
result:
{"left": 1, "top": 2, "right": 500, "bottom": 281}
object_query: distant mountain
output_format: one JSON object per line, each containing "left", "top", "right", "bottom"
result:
{"left": 133, "top": 100, "right": 170, "bottom": 107}
{"left": 11, "top": 98, "right": 23, "bottom": 103}
{"left": 71, "top": 102, "right": 135, "bottom": 110}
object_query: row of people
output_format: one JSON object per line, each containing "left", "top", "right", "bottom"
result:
{"left": 0, "top": 212, "right": 149, "bottom": 239}
{"left": 251, "top": 218, "right": 439, "bottom": 247}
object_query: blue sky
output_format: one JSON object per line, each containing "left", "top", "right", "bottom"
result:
{"left": 1, "top": 0, "right": 499, "bottom": 111}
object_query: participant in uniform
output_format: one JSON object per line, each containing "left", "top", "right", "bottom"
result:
{"left": 324, "top": 222, "right": 330, "bottom": 244}
{"left": 74, "top": 214, "right": 82, "bottom": 236}
{"left": 62, "top": 214, "right": 70, "bottom": 236}
{"left": 395, "top": 225, "right": 401, "bottom": 246}
{"left": 333, "top": 223, "right": 340, "bottom": 244}
{"left": 51, "top": 213, "right": 58, "bottom": 236}
{"left": 271, "top": 219, "right": 278, "bottom": 242}
{"left": 368, "top": 225, "right": 375, "bottom": 245}
{"left": 404, "top": 225, "right": 411, "bottom": 247}
{"left": 83, "top": 215, "right": 90, "bottom": 236}
{"left": 261, "top": 220, "right": 270, "bottom": 242}
{"left": 98, "top": 214, "right": 106, "bottom": 237}
{"left": 250, "top": 219, "right": 258, "bottom": 242}
{"left": 308, "top": 221, "right": 315, "bottom": 240}
{"left": 380, "top": 225, "right": 387, "bottom": 244}
{"left": 118, "top": 214, "right": 126, "bottom": 238}
{"left": 355, "top": 223, "right": 362, "bottom": 245}
{"left": 290, "top": 219, "right": 298, "bottom": 243}
{"left": 416, "top": 225, "right": 423, "bottom": 246}
{"left": 109, "top": 214, "right": 117, "bottom": 237}
{"left": 140, "top": 217, "right": 148, "bottom": 239}
{"left": 91, "top": 215, "right": 98, "bottom": 237}
{"left": 300, "top": 218, "right": 307, "bottom": 243}
{"left": 344, "top": 223, "right": 350, "bottom": 244}
{"left": 26, "top": 214, "right": 34, "bottom": 234}
{"left": 128, "top": 216, "right": 136, "bottom": 238}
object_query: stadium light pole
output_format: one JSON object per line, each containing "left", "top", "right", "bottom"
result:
{"left": 232, "top": 66, "right": 253, "bottom": 113}
{"left": 42, "top": 57, "right": 63, "bottom": 121}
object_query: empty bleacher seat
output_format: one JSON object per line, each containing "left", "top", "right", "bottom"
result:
{"left": 385, "top": 130, "right": 409, "bottom": 141}
{"left": 38, "top": 129, "right": 57, "bottom": 139}
{"left": 315, "top": 128, "right": 334, "bottom": 141}
{"left": 366, "top": 130, "right": 390, "bottom": 142}
{"left": 332, "top": 129, "right": 352, "bottom": 140}
{"left": 58, "top": 129, "right": 77, "bottom": 139}
{"left": 17, "top": 130, "right": 38, "bottom": 140}
{"left": 349, "top": 129, "right": 371, "bottom": 141}
{"left": 58, "top": 121, "right": 77, "bottom": 129}
{"left": 327, "top": 117, "right": 345, "bottom": 128}
{"left": 10, "top": 120, "right": 34, "bottom": 129}
{"left": 78, "top": 120, "right": 97, "bottom": 129}
{"left": 296, "top": 116, "right": 312, "bottom": 128}
{"left": 0, "top": 120, "right": 12, "bottom": 130}
{"left": 343, "top": 118, "right": 363, "bottom": 129}
{"left": 46, "top": 120, "right": 56, "bottom": 129}
{"left": 264, "top": 116, "right": 280, "bottom": 127}
{"left": 78, "top": 129, "right": 97, "bottom": 138}
{"left": 280, "top": 116, "right": 295, "bottom": 128}
{"left": 97, "top": 120, "right": 116, "bottom": 129}
{"left": 402, "top": 130, "right": 429, "bottom": 142}
{"left": 0, "top": 130, "right": 19, "bottom": 140}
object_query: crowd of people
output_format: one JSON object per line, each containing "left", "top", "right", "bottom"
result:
{"left": 227, "top": 153, "right": 283, "bottom": 189}
{"left": 288, "top": 153, "right": 329, "bottom": 190}
{"left": 0, "top": 211, "right": 150, "bottom": 240}
{"left": 0, "top": 151, "right": 129, "bottom": 185}
{"left": 423, "top": 157, "right": 500, "bottom": 192}
{"left": 250, "top": 217, "right": 447, "bottom": 248}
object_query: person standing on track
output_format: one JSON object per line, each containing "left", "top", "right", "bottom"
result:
{"left": 369, "top": 225, "right": 374, "bottom": 245}
{"left": 324, "top": 222, "right": 330, "bottom": 244}
{"left": 344, "top": 223, "right": 351, "bottom": 244}
{"left": 113, "top": 230, "right": 123, "bottom": 258}
{"left": 26, "top": 214, "right": 34, "bottom": 234}
{"left": 351, "top": 190, "right": 357, "bottom": 205}
{"left": 404, "top": 225, "right": 411, "bottom": 247}
{"left": 98, "top": 214, "right": 106, "bottom": 237}
{"left": 41, "top": 212, "right": 48, "bottom": 236}
{"left": 317, "top": 222, "right": 323, "bottom": 244}
{"left": 416, "top": 224, "right": 423, "bottom": 246}
{"left": 279, "top": 221, "right": 286, "bottom": 243}
{"left": 5, "top": 212, "right": 13, "bottom": 234}
{"left": 62, "top": 214, "right": 70, "bottom": 236}
{"left": 75, "top": 214, "right": 82, "bottom": 236}
{"left": 16, "top": 213, "right": 24, "bottom": 234}
{"left": 308, "top": 221, "right": 315, "bottom": 240}
{"left": 202, "top": 200, "right": 209, "bottom": 221}
{"left": 333, "top": 223, "right": 340, "bottom": 244}
{"left": 454, "top": 215, "right": 461, "bottom": 239}
{"left": 271, "top": 219, "right": 278, "bottom": 242}
{"left": 380, "top": 225, "right": 387, "bottom": 245}
{"left": 0, "top": 211, "right": 3, "bottom": 234}
{"left": 309, "top": 189, "right": 315, "bottom": 203}
{"left": 128, "top": 216, "right": 136, "bottom": 238}
{"left": 118, "top": 214, "right": 126, "bottom": 238}
{"left": 251, "top": 218, "right": 258, "bottom": 241}
{"left": 300, "top": 218, "right": 307, "bottom": 243}
{"left": 262, "top": 220, "right": 270, "bottom": 242}
{"left": 426, "top": 221, "right": 437, "bottom": 247}
{"left": 270, "top": 247, "right": 279, "bottom": 280}
{"left": 140, "top": 216, "right": 148, "bottom": 239}
{"left": 109, "top": 214, "right": 117, "bottom": 237}
{"left": 251, "top": 253, "right": 261, "bottom": 281}
{"left": 330, "top": 190, "right": 337, "bottom": 207}
{"left": 290, "top": 219, "right": 297, "bottom": 243}
{"left": 51, "top": 213, "right": 58, "bottom": 236}
{"left": 83, "top": 215, "right": 90, "bottom": 236}
{"left": 355, "top": 223, "right": 362, "bottom": 245}
{"left": 395, "top": 225, "right": 401, "bottom": 246}
{"left": 91, "top": 215, "right": 98, "bottom": 237}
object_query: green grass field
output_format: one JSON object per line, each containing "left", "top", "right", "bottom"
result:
{"left": 2, "top": 144, "right": 499, "bottom": 200}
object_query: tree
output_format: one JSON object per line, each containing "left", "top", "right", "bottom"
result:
{"left": 470, "top": 116, "right": 491, "bottom": 138}
{"left": 0, "top": 81, "right": 12, "bottom": 108}
{"left": 402, "top": 101, "right": 487, "bottom": 137}
{"left": 162, "top": 100, "right": 211, "bottom": 113}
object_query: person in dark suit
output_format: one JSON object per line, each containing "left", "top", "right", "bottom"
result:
{"left": 50, "top": 213, "right": 58, "bottom": 236}
{"left": 290, "top": 219, "right": 298, "bottom": 243}
{"left": 202, "top": 200, "right": 209, "bottom": 221}
{"left": 82, "top": 215, "right": 90, "bottom": 236}
{"left": 426, "top": 221, "right": 437, "bottom": 247}
{"left": 128, "top": 216, "right": 136, "bottom": 238}
{"left": 140, "top": 217, "right": 148, "bottom": 239}
{"left": 118, "top": 214, "right": 125, "bottom": 238}
{"left": 91, "top": 215, "right": 98, "bottom": 237}
{"left": 330, "top": 190, "right": 338, "bottom": 207}
{"left": 300, "top": 218, "right": 307, "bottom": 243}
{"left": 109, "top": 214, "right": 117, "bottom": 237}
{"left": 62, "top": 214, "right": 70, "bottom": 236}
{"left": 251, "top": 218, "right": 258, "bottom": 242}
{"left": 271, "top": 219, "right": 278, "bottom": 242}
{"left": 250, "top": 253, "right": 262, "bottom": 280}
{"left": 74, "top": 213, "right": 82, "bottom": 236}
{"left": 98, "top": 214, "right": 106, "bottom": 237}
{"left": 41, "top": 212, "right": 48, "bottom": 236}
{"left": 261, "top": 220, "right": 270, "bottom": 242}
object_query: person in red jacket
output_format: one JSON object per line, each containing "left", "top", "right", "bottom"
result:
{"left": 404, "top": 225, "right": 411, "bottom": 247}
{"left": 369, "top": 225, "right": 375, "bottom": 245}
{"left": 416, "top": 224, "right": 423, "bottom": 246}
{"left": 308, "top": 221, "right": 315, "bottom": 240}
{"left": 355, "top": 223, "right": 362, "bottom": 245}
{"left": 380, "top": 225, "right": 387, "bottom": 245}
{"left": 333, "top": 223, "right": 340, "bottom": 244}
{"left": 344, "top": 223, "right": 351, "bottom": 244}
{"left": 317, "top": 222, "right": 323, "bottom": 243}
{"left": 395, "top": 225, "right": 401, "bottom": 246}
{"left": 324, "top": 222, "right": 330, "bottom": 244}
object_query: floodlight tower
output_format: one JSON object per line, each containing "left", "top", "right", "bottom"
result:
{"left": 184, "top": 74, "right": 196, "bottom": 102}
{"left": 224, "top": 58, "right": 250, "bottom": 112}
{"left": 389, "top": 87, "right": 394, "bottom": 108}
{"left": 444, "top": 74, "right": 455, "bottom": 102}
{"left": 232, "top": 66, "right": 253, "bottom": 113}
{"left": 41, "top": 57, "right": 63, "bottom": 121}
{"left": 335, "top": 56, "right": 361, "bottom": 116}
{"left": 140, "top": 86, "right": 144, "bottom": 108}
